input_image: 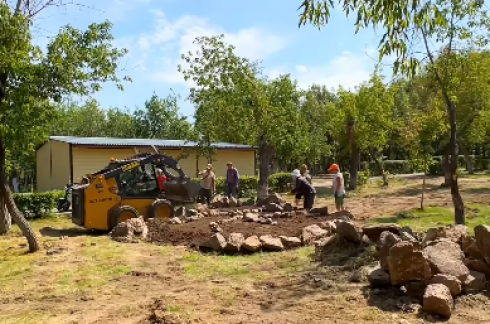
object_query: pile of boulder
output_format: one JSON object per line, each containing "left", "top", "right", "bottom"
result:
{"left": 110, "top": 217, "right": 149, "bottom": 243}
{"left": 200, "top": 215, "right": 357, "bottom": 254}
{"left": 355, "top": 223, "right": 490, "bottom": 318}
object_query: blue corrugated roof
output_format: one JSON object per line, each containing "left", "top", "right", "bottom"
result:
{"left": 49, "top": 136, "right": 254, "bottom": 149}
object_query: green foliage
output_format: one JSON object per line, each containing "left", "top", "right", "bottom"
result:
{"left": 342, "top": 171, "right": 369, "bottom": 188}
{"left": 13, "top": 191, "right": 64, "bottom": 218}
{"left": 134, "top": 92, "right": 196, "bottom": 140}
{"left": 268, "top": 173, "right": 293, "bottom": 193}
{"left": 357, "top": 170, "right": 370, "bottom": 186}
{"left": 362, "top": 160, "right": 414, "bottom": 176}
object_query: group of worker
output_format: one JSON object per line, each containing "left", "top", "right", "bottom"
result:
{"left": 290, "top": 163, "right": 346, "bottom": 212}
{"left": 194, "top": 161, "right": 346, "bottom": 212}
{"left": 196, "top": 161, "right": 239, "bottom": 204}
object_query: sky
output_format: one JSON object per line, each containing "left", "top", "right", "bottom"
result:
{"left": 31, "top": 0, "right": 390, "bottom": 121}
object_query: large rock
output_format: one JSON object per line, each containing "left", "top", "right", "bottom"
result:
{"left": 318, "top": 221, "right": 336, "bottom": 235}
{"left": 335, "top": 220, "right": 363, "bottom": 243}
{"left": 430, "top": 274, "right": 461, "bottom": 296}
{"left": 465, "top": 259, "right": 490, "bottom": 279}
{"left": 445, "top": 225, "right": 468, "bottom": 244}
{"left": 314, "top": 235, "right": 337, "bottom": 248}
{"left": 463, "top": 270, "right": 486, "bottom": 294}
{"left": 224, "top": 233, "right": 245, "bottom": 253}
{"left": 423, "top": 284, "right": 453, "bottom": 317}
{"left": 263, "top": 203, "right": 283, "bottom": 212}
{"left": 243, "top": 213, "right": 260, "bottom": 223}
{"left": 424, "top": 240, "right": 469, "bottom": 282}
{"left": 242, "top": 235, "right": 262, "bottom": 252}
{"left": 256, "top": 193, "right": 285, "bottom": 207}
{"left": 279, "top": 236, "right": 302, "bottom": 249}
{"left": 474, "top": 225, "right": 490, "bottom": 258}
{"left": 201, "top": 233, "right": 227, "bottom": 251}
{"left": 462, "top": 236, "right": 482, "bottom": 259}
{"left": 110, "top": 217, "right": 148, "bottom": 243}
{"left": 422, "top": 227, "right": 445, "bottom": 247}
{"left": 367, "top": 267, "right": 391, "bottom": 287}
{"left": 388, "top": 241, "right": 432, "bottom": 285}
{"left": 400, "top": 231, "right": 418, "bottom": 242}
{"left": 259, "top": 235, "right": 284, "bottom": 251}
{"left": 362, "top": 224, "right": 401, "bottom": 242}
{"left": 301, "top": 224, "right": 329, "bottom": 245}
{"left": 379, "top": 231, "right": 401, "bottom": 271}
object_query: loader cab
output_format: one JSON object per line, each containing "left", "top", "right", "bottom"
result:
{"left": 116, "top": 162, "right": 160, "bottom": 198}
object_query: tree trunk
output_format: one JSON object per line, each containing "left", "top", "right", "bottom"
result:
{"left": 443, "top": 151, "right": 452, "bottom": 186}
{"left": 0, "top": 138, "right": 40, "bottom": 252}
{"left": 420, "top": 174, "right": 426, "bottom": 210}
{"left": 258, "top": 135, "right": 274, "bottom": 200}
{"left": 349, "top": 146, "right": 360, "bottom": 190}
{"left": 448, "top": 102, "right": 465, "bottom": 225}
{"left": 0, "top": 195, "right": 12, "bottom": 234}
{"left": 459, "top": 141, "right": 474, "bottom": 174}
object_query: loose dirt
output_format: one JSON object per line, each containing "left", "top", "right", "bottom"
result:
{"left": 148, "top": 212, "right": 331, "bottom": 247}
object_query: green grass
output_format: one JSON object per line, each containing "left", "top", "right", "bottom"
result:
{"left": 179, "top": 247, "right": 314, "bottom": 281}
{"left": 372, "top": 203, "right": 490, "bottom": 233}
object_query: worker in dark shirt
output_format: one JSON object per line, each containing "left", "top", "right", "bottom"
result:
{"left": 292, "top": 174, "right": 316, "bottom": 211}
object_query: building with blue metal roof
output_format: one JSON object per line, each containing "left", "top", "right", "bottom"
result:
{"left": 36, "top": 136, "right": 256, "bottom": 191}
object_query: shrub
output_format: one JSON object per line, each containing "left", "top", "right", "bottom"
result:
{"left": 358, "top": 170, "right": 370, "bottom": 186}
{"left": 268, "top": 172, "right": 292, "bottom": 193}
{"left": 342, "top": 170, "right": 369, "bottom": 188}
{"left": 13, "top": 190, "right": 65, "bottom": 218}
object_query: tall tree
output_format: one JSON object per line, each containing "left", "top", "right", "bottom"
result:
{"left": 298, "top": 0, "right": 490, "bottom": 224}
{"left": 0, "top": 1, "right": 129, "bottom": 251}
{"left": 134, "top": 93, "right": 195, "bottom": 140}
{"left": 179, "top": 35, "right": 308, "bottom": 198}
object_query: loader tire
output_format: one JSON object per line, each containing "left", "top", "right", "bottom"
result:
{"left": 150, "top": 199, "right": 174, "bottom": 219}
{"left": 110, "top": 205, "right": 140, "bottom": 230}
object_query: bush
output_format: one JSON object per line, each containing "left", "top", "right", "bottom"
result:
{"left": 358, "top": 170, "right": 370, "bottom": 186}
{"left": 342, "top": 170, "right": 369, "bottom": 188}
{"left": 13, "top": 190, "right": 64, "bottom": 218}
{"left": 362, "top": 160, "right": 413, "bottom": 176}
{"left": 268, "top": 172, "right": 292, "bottom": 193}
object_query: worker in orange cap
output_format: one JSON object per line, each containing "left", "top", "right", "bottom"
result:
{"left": 328, "top": 164, "right": 346, "bottom": 211}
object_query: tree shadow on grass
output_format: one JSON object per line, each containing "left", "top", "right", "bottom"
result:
{"left": 460, "top": 187, "right": 490, "bottom": 195}
{"left": 39, "top": 226, "right": 106, "bottom": 237}
{"left": 366, "top": 184, "right": 444, "bottom": 198}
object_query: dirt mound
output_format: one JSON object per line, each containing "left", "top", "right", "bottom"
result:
{"left": 147, "top": 213, "right": 330, "bottom": 247}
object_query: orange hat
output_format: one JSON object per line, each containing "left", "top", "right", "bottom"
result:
{"left": 328, "top": 164, "right": 339, "bottom": 171}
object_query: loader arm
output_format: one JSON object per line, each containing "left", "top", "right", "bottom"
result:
{"left": 102, "top": 153, "right": 187, "bottom": 181}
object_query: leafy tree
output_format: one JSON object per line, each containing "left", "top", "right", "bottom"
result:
{"left": 298, "top": 0, "right": 490, "bottom": 224}
{"left": 179, "top": 35, "right": 309, "bottom": 198}
{"left": 134, "top": 93, "right": 195, "bottom": 140}
{"left": 0, "top": 1, "right": 129, "bottom": 251}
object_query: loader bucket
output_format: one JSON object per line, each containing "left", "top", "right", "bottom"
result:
{"left": 164, "top": 179, "right": 201, "bottom": 203}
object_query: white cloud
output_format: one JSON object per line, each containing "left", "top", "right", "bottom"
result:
{"left": 292, "top": 52, "right": 373, "bottom": 91}
{"left": 120, "top": 9, "right": 288, "bottom": 86}
{"left": 295, "top": 65, "right": 307, "bottom": 73}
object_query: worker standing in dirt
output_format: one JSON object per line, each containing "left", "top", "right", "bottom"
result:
{"left": 198, "top": 164, "right": 216, "bottom": 204}
{"left": 291, "top": 173, "right": 316, "bottom": 211}
{"left": 328, "top": 164, "right": 346, "bottom": 211}
{"left": 293, "top": 164, "right": 312, "bottom": 208}
{"left": 225, "top": 162, "right": 239, "bottom": 199}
